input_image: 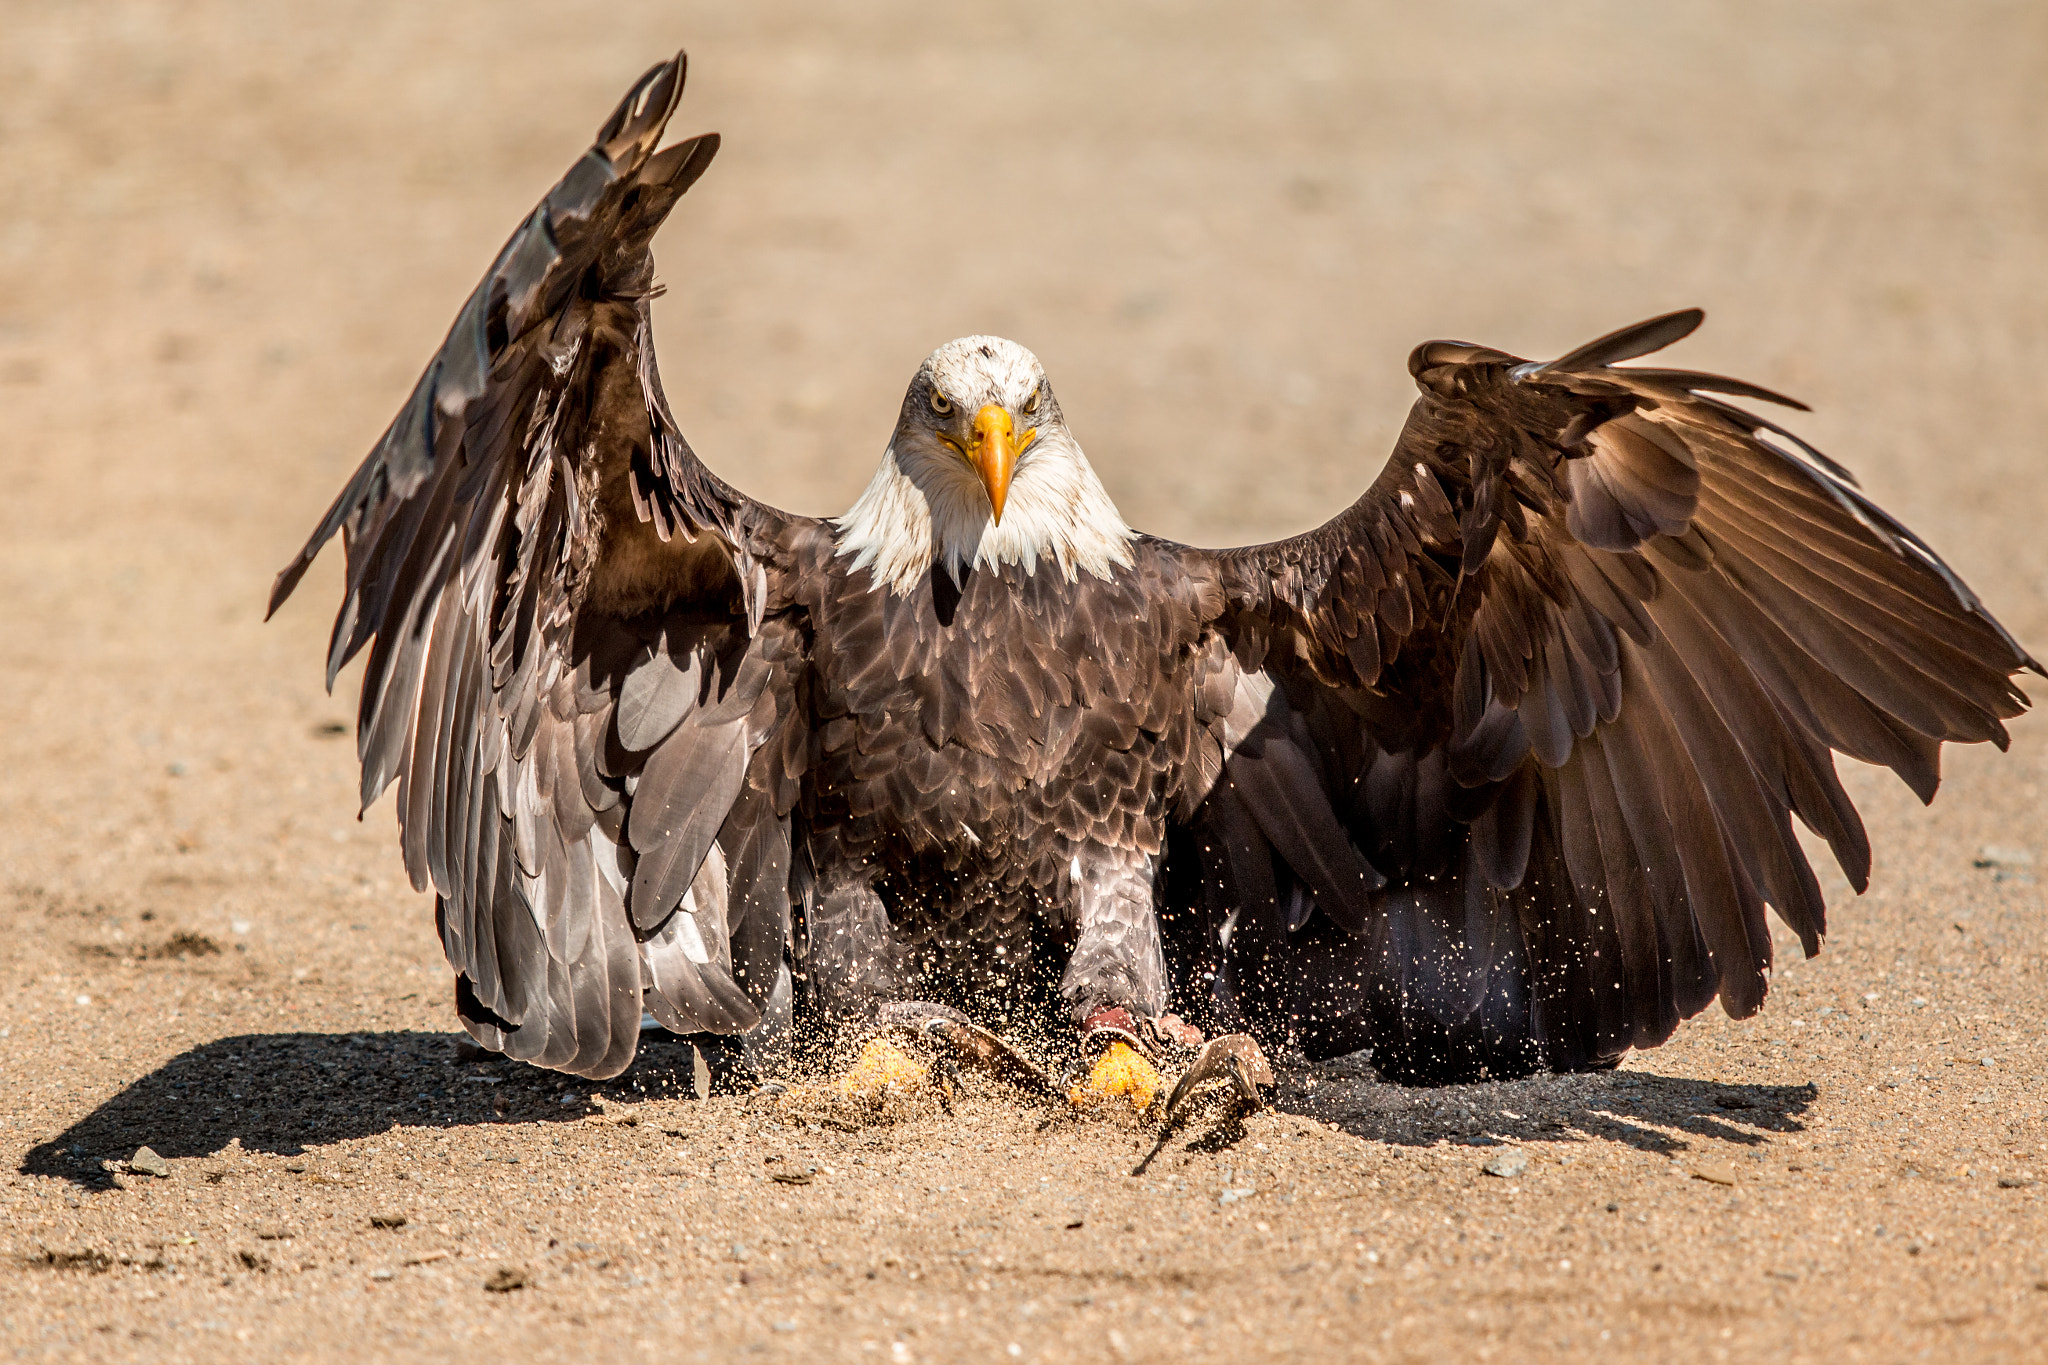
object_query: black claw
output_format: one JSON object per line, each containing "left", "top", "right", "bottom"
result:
{"left": 1132, "top": 1034, "right": 1273, "bottom": 1176}
{"left": 1079, "top": 1025, "right": 1147, "bottom": 1058}
{"left": 1160, "top": 1034, "right": 1272, "bottom": 1121}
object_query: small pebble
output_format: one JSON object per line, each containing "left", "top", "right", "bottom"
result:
{"left": 1482, "top": 1150, "right": 1528, "bottom": 1179}
{"left": 483, "top": 1267, "right": 528, "bottom": 1293}
{"left": 1974, "top": 845, "right": 2034, "bottom": 868}
{"left": 1691, "top": 1162, "right": 1738, "bottom": 1187}
{"left": 128, "top": 1147, "right": 170, "bottom": 1179}
{"left": 370, "top": 1213, "right": 408, "bottom": 1230}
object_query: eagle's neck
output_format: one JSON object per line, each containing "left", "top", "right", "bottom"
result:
{"left": 833, "top": 437, "right": 1136, "bottom": 595}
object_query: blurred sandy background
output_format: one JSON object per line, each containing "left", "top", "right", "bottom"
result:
{"left": 3, "top": 3, "right": 2046, "bottom": 1362}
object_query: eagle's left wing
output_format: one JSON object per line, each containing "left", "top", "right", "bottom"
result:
{"left": 1167, "top": 310, "right": 2036, "bottom": 1081}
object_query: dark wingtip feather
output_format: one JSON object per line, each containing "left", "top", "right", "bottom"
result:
{"left": 596, "top": 51, "right": 689, "bottom": 168}
{"left": 1538, "top": 308, "right": 1705, "bottom": 375}
{"left": 1621, "top": 367, "right": 1812, "bottom": 412}
{"left": 683, "top": 131, "right": 720, "bottom": 189}
{"left": 656, "top": 131, "right": 720, "bottom": 196}
{"left": 265, "top": 561, "right": 309, "bottom": 621}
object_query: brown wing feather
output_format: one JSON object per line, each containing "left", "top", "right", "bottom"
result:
{"left": 269, "top": 53, "right": 812, "bottom": 1078}
{"left": 1168, "top": 310, "right": 2034, "bottom": 1081}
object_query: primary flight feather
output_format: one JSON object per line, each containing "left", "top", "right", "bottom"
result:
{"left": 271, "top": 53, "right": 2035, "bottom": 1097}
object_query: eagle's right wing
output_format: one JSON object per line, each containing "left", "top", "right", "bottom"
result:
{"left": 269, "top": 53, "right": 811, "bottom": 1078}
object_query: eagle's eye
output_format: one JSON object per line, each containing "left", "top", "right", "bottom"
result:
{"left": 1023, "top": 386, "right": 1041, "bottom": 415}
{"left": 930, "top": 389, "right": 953, "bottom": 416}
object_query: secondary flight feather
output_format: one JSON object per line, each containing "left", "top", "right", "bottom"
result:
{"left": 271, "top": 53, "right": 2035, "bottom": 1111}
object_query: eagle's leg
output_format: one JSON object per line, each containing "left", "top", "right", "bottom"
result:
{"left": 796, "top": 875, "right": 934, "bottom": 1103}
{"left": 807, "top": 875, "right": 911, "bottom": 1033}
{"left": 1058, "top": 849, "right": 1192, "bottom": 1113}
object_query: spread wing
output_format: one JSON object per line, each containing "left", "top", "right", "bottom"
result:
{"left": 269, "top": 53, "right": 810, "bottom": 1078}
{"left": 1169, "top": 309, "right": 2036, "bottom": 1081}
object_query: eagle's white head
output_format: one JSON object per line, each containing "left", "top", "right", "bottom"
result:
{"left": 834, "top": 336, "right": 1135, "bottom": 594}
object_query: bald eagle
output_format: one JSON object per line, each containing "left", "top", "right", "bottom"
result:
{"left": 271, "top": 53, "right": 2034, "bottom": 1113}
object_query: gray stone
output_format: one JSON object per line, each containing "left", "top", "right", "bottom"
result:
{"left": 128, "top": 1146, "right": 170, "bottom": 1179}
{"left": 1482, "top": 1150, "right": 1529, "bottom": 1178}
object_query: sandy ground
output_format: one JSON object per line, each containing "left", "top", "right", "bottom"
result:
{"left": 4, "top": 3, "right": 2047, "bottom": 1361}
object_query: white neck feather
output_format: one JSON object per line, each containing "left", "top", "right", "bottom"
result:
{"left": 833, "top": 429, "right": 1135, "bottom": 595}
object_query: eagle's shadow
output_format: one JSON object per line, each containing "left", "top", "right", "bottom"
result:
{"left": 19, "top": 1028, "right": 718, "bottom": 1189}
{"left": 1276, "top": 1057, "right": 1818, "bottom": 1154}
{"left": 24, "top": 1030, "right": 1818, "bottom": 1189}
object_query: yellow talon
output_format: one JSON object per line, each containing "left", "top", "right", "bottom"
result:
{"left": 835, "top": 1038, "right": 932, "bottom": 1102}
{"left": 1067, "top": 1041, "right": 1162, "bottom": 1113}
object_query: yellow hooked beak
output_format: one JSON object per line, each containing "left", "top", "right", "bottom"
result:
{"left": 968, "top": 404, "right": 1034, "bottom": 525}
